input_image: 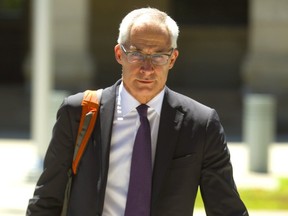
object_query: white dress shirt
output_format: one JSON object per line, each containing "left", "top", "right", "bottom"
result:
{"left": 102, "top": 82, "right": 165, "bottom": 216}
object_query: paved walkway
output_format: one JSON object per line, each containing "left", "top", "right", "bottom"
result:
{"left": 0, "top": 139, "right": 287, "bottom": 216}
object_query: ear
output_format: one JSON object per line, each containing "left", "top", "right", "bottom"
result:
{"left": 114, "top": 44, "right": 123, "bottom": 65}
{"left": 168, "top": 49, "right": 179, "bottom": 69}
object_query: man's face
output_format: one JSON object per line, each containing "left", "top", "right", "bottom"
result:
{"left": 114, "top": 22, "right": 179, "bottom": 104}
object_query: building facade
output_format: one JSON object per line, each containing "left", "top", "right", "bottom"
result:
{"left": 0, "top": 0, "right": 287, "bottom": 140}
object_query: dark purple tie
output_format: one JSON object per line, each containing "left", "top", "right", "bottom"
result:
{"left": 124, "top": 104, "right": 152, "bottom": 216}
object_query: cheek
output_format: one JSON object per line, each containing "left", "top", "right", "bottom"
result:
{"left": 156, "top": 69, "right": 169, "bottom": 84}
{"left": 162, "top": 74, "right": 169, "bottom": 84}
{"left": 122, "top": 65, "right": 138, "bottom": 79}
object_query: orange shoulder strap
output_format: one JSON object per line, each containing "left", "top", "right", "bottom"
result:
{"left": 72, "top": 89, "right": 102, "bottom": 174}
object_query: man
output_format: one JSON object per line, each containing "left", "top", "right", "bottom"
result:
{"left": 27, "top": 7, "right": 249, "bottom": 216}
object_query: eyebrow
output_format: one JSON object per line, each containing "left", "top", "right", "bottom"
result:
{"left": 129, "top": 46, "right": 170, "bottom": 54}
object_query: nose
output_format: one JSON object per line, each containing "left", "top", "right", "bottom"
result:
{"left": 140, "top": 57, "right": 154, "bottom": 72}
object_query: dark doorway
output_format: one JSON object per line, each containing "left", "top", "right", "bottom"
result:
{"left": 0, "top": 0, "right": 30, "bottom": 84}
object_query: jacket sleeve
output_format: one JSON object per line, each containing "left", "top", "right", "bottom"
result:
{"left": 26, "top": 94, "right": 82, "bottom": 216}
{"left": 200, "top": 109, "right": 249, "bottom": 216}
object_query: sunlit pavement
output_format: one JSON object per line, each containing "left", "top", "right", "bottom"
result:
{"left": 193, "top": 209, "right": 288, "bottom": 216}
{"left": 0, "top": 139, "right": 288, "bottom": 216}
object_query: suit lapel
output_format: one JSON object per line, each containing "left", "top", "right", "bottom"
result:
{"left": 99, "top": 86, "right": 116, "bottom": 168}
{"left": 96, "top": 81, "right": 119, "bottom": 210}
{"left": 151, "top": 88, "right": 185, "bottom": 207}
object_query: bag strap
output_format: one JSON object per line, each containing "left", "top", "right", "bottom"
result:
{"left": 72, "top": 89, "right": 102, "bottom": 175}
{"left": 61, "top": 89, "right": 102, "bottom": 216}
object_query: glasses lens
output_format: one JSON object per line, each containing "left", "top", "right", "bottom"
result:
{"left": 127, "top": 52, "right": 144, "bottom": 63}
{"left": 151, "top": 55, "right": 168, "bottom": 65}
{"left": 122, "top": 45, "right": 173, "bottom": 66}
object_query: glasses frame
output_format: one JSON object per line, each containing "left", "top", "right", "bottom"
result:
{"left": 120, "top": 44, "right": 174, "bottom": 66}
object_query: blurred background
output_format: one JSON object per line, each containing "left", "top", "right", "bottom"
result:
{"left": 1, "top": 0, "right": 288, "bottom": 141}
{"left": 0, "top": 0, "right": 287, "bottom": 215}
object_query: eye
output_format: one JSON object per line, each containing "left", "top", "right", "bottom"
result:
{"left": 152, "top": 54, "right": 165, "bottom": 60}
{"left": 130, "top": 52, "right": 143, "bottom": 58}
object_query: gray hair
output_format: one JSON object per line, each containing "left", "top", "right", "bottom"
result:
{"left": 117, "top": 8, "right": 179, "bottom": 48}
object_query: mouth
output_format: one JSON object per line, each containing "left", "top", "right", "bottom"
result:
{"left": 137, "top": 79, "right": 154, "bottom": 84}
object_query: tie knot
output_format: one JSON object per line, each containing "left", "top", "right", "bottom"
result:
{"left": 136, "top": 104, "right": 148, "bottom": 117}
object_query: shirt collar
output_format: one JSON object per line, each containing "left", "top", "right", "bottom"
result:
{"left": 119, "top": 82, "right": 165, "bottom": 116}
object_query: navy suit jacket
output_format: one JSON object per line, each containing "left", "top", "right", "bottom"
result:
{"left": 27, "top": 80, "right": 248, "bottom": 216}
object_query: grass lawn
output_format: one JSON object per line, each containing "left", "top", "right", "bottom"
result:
{"left": 195, "top": 178, "right": 288, "bottom": 210}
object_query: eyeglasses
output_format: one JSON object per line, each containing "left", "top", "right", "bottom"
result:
{"left": 120, "top": 45, "right": 174, "bottom": 66}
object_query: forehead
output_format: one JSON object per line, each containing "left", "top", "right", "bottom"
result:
{"left": 128, "top": 21, "right": 171, "bottom": 51}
